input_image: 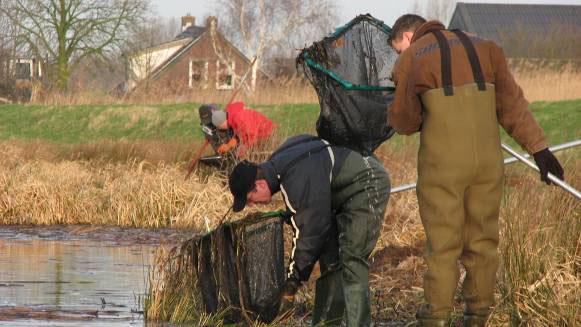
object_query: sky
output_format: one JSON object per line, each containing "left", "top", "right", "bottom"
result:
{"left": 151, "top": 0, "right": 581, "bottom": 28}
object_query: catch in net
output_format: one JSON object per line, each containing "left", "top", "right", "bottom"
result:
{"left": 297, "top": 14, "right": 398, "bottom": 155}
{"left": 187, "top": 212, "right": 285, "bottom": 323}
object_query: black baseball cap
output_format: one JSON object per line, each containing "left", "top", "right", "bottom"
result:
{"left": 228, "top": 161, "right": 258, "bottom": 212}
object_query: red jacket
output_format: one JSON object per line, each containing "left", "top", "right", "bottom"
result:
{"left": 226, "top": 102, "right": 275, "bottom": 147}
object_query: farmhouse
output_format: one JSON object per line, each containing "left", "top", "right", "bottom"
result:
{"left": 127, "top": 16, "right": 257, "bottom": 93}
{"left": 0, "top": 57, "right": 44, "bottom": 102}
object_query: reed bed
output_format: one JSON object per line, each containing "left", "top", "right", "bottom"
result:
{"left": 141, "top": 140, "right": 579, "bottom": 325}
{"left": 144, "top": 243, "right": 227, "bottom": 325}
{"left": 32, "top": 77, "right": 319, "bottom": 106}
{"left": 494, "top": 158, "right": 580, "bottom": 326}
{"left": 513, "top": 68, "right": 581, "bottom": 102}
{"left": 0, "top": 136, "right": 577, "bottom": 325}
{"left": 23, "top": 63, "right": 581, "bottom": 106}
{"left": 0, "top": 141, "right": 282, "bottom": 228}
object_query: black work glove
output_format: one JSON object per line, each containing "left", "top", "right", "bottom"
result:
{"left": 278, "top": 278, "right": 300, "bottom": 315}
{"left": 533, "top": 148, "right": 564, "bottom": 185}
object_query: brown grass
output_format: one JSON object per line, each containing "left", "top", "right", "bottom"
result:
{"left": 0, "top": 141, "right": 283, "bottom": 229}
{"left": 512, "top": 61, "right": 581, "bottom": 102}
{"left": 32, "top": 77, "right": 318, "bottom": 106}
{"left": 27, "top": 62, "right": 581, "bottom": 106}
{"left": 0, "top": 139, "right": 576, "bottom": 325}
{"left": 132, "top": 138, "right": 579, "bottom": 325}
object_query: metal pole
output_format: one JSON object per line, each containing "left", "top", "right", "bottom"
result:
{"left": 501, "top": 143, "right": 580, "bottom": 200}
{"left": 503, "top": 139, "right": 581, "bottom": 165}
{"left": 390, "top": 139, "right": 581, "bottom": 195}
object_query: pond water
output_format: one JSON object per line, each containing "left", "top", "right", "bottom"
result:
{"left": 0, "top": 225, "right": 191, "bottom": 326}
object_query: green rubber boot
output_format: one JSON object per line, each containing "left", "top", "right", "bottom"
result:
{"left": 312, "top": 267, "right": 345, "bottom": 326}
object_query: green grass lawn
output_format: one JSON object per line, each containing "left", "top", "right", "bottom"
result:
{"left": 0, "top": 99, "right": 578, "bottom": 146}
{"left": 0, "top": 102, "right": 318, "bottom": 143}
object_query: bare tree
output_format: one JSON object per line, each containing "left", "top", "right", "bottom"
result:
{"left": 0, "top": 3, "right": 23, "bottom": 99}
{"left": 127, "top": 16, "right": 180, "bottom": 51}
{"left": 411, "top": 0, "right": 456, "bottom": 25}
{"left": 123, "top": 15, "right": 181, "bottom": 89}
{"left": 214, "top": 0, "right": 338, "bottom": 90}
{"left": 0, "top": 0, "right": 150, "bottom": 91}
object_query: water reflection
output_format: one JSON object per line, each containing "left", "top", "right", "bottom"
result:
{"left": 0, "top": 238, "right": 155, "bottom": 326}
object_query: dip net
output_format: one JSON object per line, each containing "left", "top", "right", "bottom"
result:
{"left": 175, "top": 212, "right": 285, "bottom": 323}
{"left": 297, "top": 14, "right": 399, "bottom": 155}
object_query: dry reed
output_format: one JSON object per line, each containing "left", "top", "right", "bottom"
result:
{"left": 493, "top": 157, "right": 580, "bottom": 326}
{"left": 24, "top": 61, "right": 581, "bottom": 106}
{"left": 29, "top": 77, "right": 317, "bottom": 106}
{"left": 0, "top": 137, "right": 577, "bottom": 325}
{"left": 142, "top": 140, "right": 579, "bottom": 325}
{"left": 0, "top": 141, "right": 282, "bottom": 229}
{"left": 512, "top": 62, "right": 581, "bottom": 102}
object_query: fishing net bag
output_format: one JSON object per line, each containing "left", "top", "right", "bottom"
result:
{"left": 297, "top": 14, "right": 398, "bottom": 155}
{"left": 190, "top": 212, "right": 285, "bottom": 323}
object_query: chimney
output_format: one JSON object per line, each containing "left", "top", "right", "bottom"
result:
{"left": 181, "top": 15, "right": 195, "bottom": 31}
{"left": 206, "top": 16, "right": 218, "bottom": 31}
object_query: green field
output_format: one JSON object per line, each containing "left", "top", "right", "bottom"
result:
{"left": 0, "top": 99, "right": 578, "bottom": 146}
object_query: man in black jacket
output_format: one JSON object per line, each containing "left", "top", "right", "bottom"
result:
{"left": 228, "top": 134, "right": 391, "bottom": 326}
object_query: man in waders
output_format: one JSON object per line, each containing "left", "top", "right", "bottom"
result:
{"left": 228, "top": 134, "right": 390, "bottom": 326}
{"left": 387, "top": 14, "right": 564, "bottom": 326}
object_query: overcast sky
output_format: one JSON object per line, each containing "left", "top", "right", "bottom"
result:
{"left": 151, "top": 0, "right": 581, "bottom": 28}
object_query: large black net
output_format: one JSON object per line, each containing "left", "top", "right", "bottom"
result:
{"left": 188, "top": 213, "right": 285, "bottom": 323}
{"left": 297, "top": 14, "right": 398, "bottom": 155}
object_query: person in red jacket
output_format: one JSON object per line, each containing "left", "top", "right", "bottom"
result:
{"left": 211, "top": 101, "right": 275, "bottom": 158}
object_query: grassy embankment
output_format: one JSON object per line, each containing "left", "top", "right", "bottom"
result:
{"left": 0, "top": 99, "right": 579, "bottom": 325}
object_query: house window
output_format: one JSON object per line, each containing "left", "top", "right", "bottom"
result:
{"left": 189, "top": 60, "right": 208, "bottom": 89}
{"left": 216, "top": 60, "right": 235, "bottom": 90}
{"left": 15, "top": 60, "right": 32, "bottom": 80}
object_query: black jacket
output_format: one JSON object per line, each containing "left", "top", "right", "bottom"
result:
{"left": 260, "top": 135, "right": 351, "bottom": 281}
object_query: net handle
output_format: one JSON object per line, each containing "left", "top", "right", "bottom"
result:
{"left": 302, "top": 54, "right": 395, "bottom": 92}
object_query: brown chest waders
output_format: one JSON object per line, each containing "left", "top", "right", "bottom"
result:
{"left": 416, "top": 30, "right": 504, "bottom": 322}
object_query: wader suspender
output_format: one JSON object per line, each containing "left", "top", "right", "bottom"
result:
{"left": 451, "top": 30, "right": 486, "bottom": 91}
{"left": 431, "top": 30, "right": 453, "bottom": 96}
{"left": 430, "top": 29, "right": 487, "bottom": 96}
